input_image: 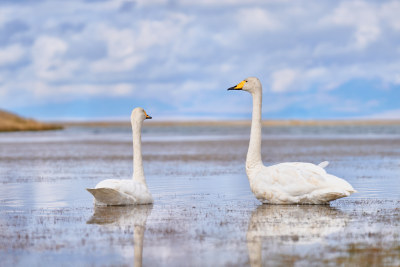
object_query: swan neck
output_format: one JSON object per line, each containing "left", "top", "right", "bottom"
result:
{"left": 132, "top": 120, "right": 146, "bottom": 184}
{"left": 246, "top": 90, "right": 263, "bottom": 170}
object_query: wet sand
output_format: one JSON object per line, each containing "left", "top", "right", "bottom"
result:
{"left": 0, "top": 126, "right": 399, "bottom": 266}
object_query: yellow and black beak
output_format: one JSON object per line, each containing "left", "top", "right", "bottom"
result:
{"left": 227, "top": 80, "right": 246, "bottom": 91}
{"left": 144, "top": 110, "right": 152, "bottom": 120}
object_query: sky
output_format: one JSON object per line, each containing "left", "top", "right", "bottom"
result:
{"left": 0, "top": 0, "right": 400, "bottom": 121}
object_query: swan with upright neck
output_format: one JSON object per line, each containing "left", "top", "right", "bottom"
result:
{"left": 87, "top": 107, "right": 153, "bottom": 205}
{"left": 228, "top": 77, "right": 356, "bottom": 204}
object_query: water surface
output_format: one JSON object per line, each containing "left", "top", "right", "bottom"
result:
{"left": 0, "top": 125, "right": 399, "bottom": 266}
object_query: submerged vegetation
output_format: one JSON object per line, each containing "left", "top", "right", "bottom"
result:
{"left": 0, "top": 109, "right": 63, "bottom": 132}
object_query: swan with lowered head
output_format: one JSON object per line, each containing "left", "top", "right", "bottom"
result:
{"left": 228, "top": 77, "right": 356, "bottom": 204}
{"left": 87, "top": 107, "right": 153, "bottom": 205}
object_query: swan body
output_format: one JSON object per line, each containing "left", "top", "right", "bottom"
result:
{"left": 228, "top": 77, "right": 356, "bottom": 204}
{"left": 87, "top": 180, "right": 152, "bottom": 205}
{"left": 87, "top": 107, "right": 153, "bottom": 206}
{"left": 248, "top": 161, "right": 355, "bottom": 204}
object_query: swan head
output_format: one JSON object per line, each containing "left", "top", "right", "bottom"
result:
{"left": 227, "top": 77, "right": 261, "bottom": 94}
{"left": 131, "top": 107, "right": 152, "bottom": 122}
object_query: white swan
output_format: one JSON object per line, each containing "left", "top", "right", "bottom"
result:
{"left": 87, "top": 107, "right": 153, "bottom": 205}
{"left": 228, "top": 77, "right": 356, "bottom": 204}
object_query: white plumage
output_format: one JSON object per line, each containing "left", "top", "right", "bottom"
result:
{"left": 87, "top": 180, "right": 152, "bottom": 205}
{"left": 228, "top": 77, "right": 356, "bottom": 204}
{"left": 87, "top": 107, "right": 153, "bottom": 206}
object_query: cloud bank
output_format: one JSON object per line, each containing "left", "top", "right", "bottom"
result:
{"left": 0, "top": 0, "right": 399, "bottom": 120}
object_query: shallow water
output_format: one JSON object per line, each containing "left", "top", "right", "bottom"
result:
{"left": 0, "top": 125, "right": 399, "bottom": 266}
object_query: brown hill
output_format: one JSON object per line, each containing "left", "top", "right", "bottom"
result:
{"left": 0, "top": 109, "right": 63, "bottom": 132}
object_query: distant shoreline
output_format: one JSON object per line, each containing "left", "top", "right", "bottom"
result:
{"left": 0, "top": 124, "right": 63, "bottom": 132}
{"left": 0, "top": 109, "right": 63, "bottom": 132}
{"left": 3, "top": 105, "right": 399, "bottom": 132}
{"left": 59, "top": 119, "right": 400, "bottom": 127}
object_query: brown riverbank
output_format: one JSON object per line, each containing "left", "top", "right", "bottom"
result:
{"left": 0, "top": 109, "right": 63, "bottom": 132}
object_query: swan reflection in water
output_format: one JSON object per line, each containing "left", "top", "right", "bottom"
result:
{"left": 247, "top": 205, "right": 349, "bottom": 267}
{"left": 87, "top": 205, "right": 153, "bottom": 267}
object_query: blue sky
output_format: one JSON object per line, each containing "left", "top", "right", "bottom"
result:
{"left": 0, "top": 0, "right": 400, "bottom": 121}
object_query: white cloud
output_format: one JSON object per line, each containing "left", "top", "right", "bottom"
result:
{"left": 368, "top": 109, "right": 400, "bottom": 119}
{"left": 32, "top": 36, "right": 80, "bottom": 80}
{"left": 269, "top": 67, "right": 338, "bottom": 93}
{"left": 237, "top": 8, "right": 280, "bottom": 32}
{"left": 0, "top": 80, "right": 136, "bottom": 109}
{"left": 322, "top": 1, "right": 380, "bottom": 49}
{"left": 102, "top": 0, "right": 169, "bottom": 9}
{"left": 178, "top": 0, "right": 288, "bottom": 6}
{"left": 29, "top": 82, "right": 135, "bottom": 98}
{"left": 100, "top": 26, "right": 136, "bottom": 58}
{"left": 90, "top": 13, "right": 191, "bottom": 73}
{"left": 33, "top": 36, "right": 67, "bottom": 59}
{"left": 0, "top": 7, "right": 13, "bottom": 27}
{"left": 130, "top": 0, "right": 170, "bottom": 7}
{"left": 89, "top": 25, "right": 142, "bottom": 73}
{"left": 0, "top": 44, "right": 25, "bottom": 66}
{"left": 0, "top": 0, "right": 399, "bottom": 119}
{"left": 137, "top": 13, "right": 192, "bottom": 48}
{"left": 271, "top": 69, "right": 298, "bottom": 92}
{"left": 380, "top": 1, "right": 400, "bottom": 31}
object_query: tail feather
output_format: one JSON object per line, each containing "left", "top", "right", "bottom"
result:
{"left": 318, "top": 161, "right": 329, "bottom": 168}
{"left": 87, "top": 188, "right": 136, "bottom": 206}
{"left": 306, "top": 189, "right": 350, "bottom": 204}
